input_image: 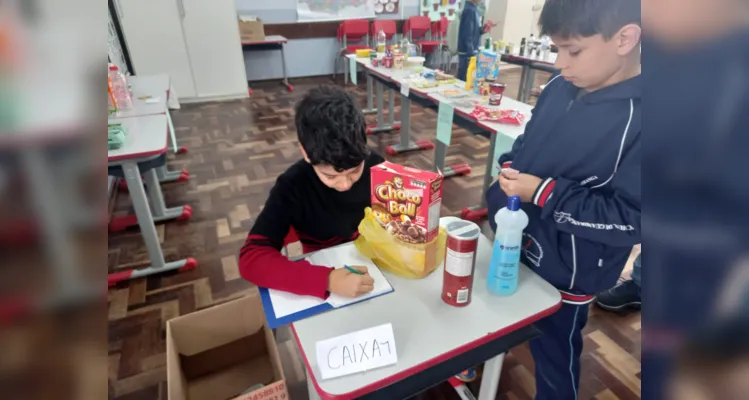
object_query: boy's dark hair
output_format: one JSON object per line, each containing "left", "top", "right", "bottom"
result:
{"left": 294, "top": 85, "right": 369, "bottom": 172}
{"left": 539, "top": 0, "right": 640, "bottom": 40}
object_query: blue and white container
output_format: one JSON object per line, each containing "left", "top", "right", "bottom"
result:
{"left": 487, "top": 195, "right": 528, "bottom": 295}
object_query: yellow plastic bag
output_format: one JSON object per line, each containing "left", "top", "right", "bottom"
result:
{"left": 355, "top": 207, "right": 447, "bottom": 279}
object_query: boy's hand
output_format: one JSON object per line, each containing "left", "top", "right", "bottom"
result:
{"left": 482, "top": 21, "right": 497, "bottom": 33}
{"left": 328, "top": 266, "right": 374, "bottom": 298}
{"left": 499, "top": 169, "right": 543, "bottom": 203}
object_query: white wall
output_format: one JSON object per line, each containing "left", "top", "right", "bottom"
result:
{"left": 486, "top": 0, "right": 544, "bottom": 48}
{"left": 238, "top": 0, "right": 422, "bottom": 80}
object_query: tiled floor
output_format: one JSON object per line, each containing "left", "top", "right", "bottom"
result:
{"left": 107, "top": 68, "right": 641, "bottom": 400}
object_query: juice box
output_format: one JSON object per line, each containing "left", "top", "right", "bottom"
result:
{"left": 370, "top": 162, "right": 444, "bottom": 244}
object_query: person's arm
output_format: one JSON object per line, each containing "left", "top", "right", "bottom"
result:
{"left": 534, "top": 133, "right": 641, "bottom": 247}
{"left": 498, "top": 73, "right": 562, "bottom": 171}
{"left": 238, "top": 178, "right": 333, "bottom": 299}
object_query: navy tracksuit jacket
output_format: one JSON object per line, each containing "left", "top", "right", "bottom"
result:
{"left": 487, "top": 73, "right": 641, "bottom": 399}
{"left": 641, "top": 31, "right": 749, "bottom": 398}
{"left": 456, "top": 1, "right": 481, "bottom": 81}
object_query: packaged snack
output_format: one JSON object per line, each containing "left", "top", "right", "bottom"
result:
{"left": 434, "top": 70, "right": 455, "bottom": 81}
{"left": 440, "top": 89, "right": 470, "bottom": 98}
{"left": 370, "top": 162, "right": 443, "bottom": 244}
{"left": 470, "top": 106, "right": 526, "bottom": 125}
{"left": 488, "top": 83, "right": 506, "bottom": 106}
{"left": 473, "top": 50, "right": 501, "bottom": 95}
{"left": 354, "top": 162, "right": 446, "bottom": 279}
{"left": 409, "top": 78, "right": 439, "bottom": 89}
{"left": 355, "top": 208, "right": 447, "bottom": 279}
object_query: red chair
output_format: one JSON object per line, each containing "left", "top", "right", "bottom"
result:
{"left": 431, "top": 17, "right": 449, "bottom": 70}
{"left": 371, "top": 20, "right": 398, "bottom": 48}
{"left": 334, "top": 19, "right": 371, "bottom": 85}
{"left": 404, "top": 16, "right": 440, "bottom": 61}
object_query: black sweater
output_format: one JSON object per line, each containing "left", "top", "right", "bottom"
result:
{"left": 238, "top": 152, "right": 385, "bottom": 298}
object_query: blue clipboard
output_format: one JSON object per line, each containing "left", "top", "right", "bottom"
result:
{"left": 258, "top": 284, "right": 394, "bottom": 329}
{"left": 258, "top": 287, "right": 334, "bottom": 329}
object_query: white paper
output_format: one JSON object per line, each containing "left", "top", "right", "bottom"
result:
{"left": 268, "top": 250, "right": 393, "bottom": 318}
{"left": 309, "top": 251, "right": 393, "bottom": 309}
{"left": 400, "top": 82, "right": 410, "bottom": 97}
{"left": 316, "top": 323, "right": 398, "bottom": 380}
{"left": 268, "top": 288, "right": 325, "bottom": 319}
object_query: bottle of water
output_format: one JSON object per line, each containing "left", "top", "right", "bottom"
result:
{"left": 487, "top": 195, "right": 528, "bottom": 295}
{"left": 108, "top": 64, "right": 133, "bottom": 112}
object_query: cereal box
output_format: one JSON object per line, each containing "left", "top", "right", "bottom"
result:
{"left": 370, "top": 162, "right": 444, "bottom": 244}
{"left": 473, "top": 49, "right": 501, "bottom": 96}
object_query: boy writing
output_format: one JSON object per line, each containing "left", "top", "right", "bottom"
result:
{"left": 239, "top": 86, "right": 384, "bottom": 299}
{"left": 486, "top": 0, "right": 641, "bottom": 398}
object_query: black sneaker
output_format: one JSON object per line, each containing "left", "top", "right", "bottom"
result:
{"left": 595, "top": 279, "right": 641, "bottom": 312}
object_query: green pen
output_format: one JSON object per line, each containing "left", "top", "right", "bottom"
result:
{"left": 344, "top": 265, "right": 364, "bottom": 275}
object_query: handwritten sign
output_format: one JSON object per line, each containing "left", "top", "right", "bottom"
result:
{"left": 400, "top": 82, "right": 410, "bottom": 97}
{"left": 436, "top": 102, "right": 455, "bottom": 145}
{"left": 315, "top": 323, "right": 398, "bottom": 380}
{"left": 349, "top": 56, "right": 358, "bottom": 85}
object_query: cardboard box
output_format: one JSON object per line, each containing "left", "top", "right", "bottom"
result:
{"left": 238, "top": 16, "right": 265, "bottom": 43}
{"left": 167, "top": 294, "right": 288, "bottom": 400}
{"left": 371, "top": 161, "right": 444, "bottom": 244}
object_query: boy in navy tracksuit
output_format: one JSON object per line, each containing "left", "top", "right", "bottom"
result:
{"left": 456, "top": 0, "right": 484, "bottom": 81}
{"left": 486, "top": 0, "right": 641, "bottom": 398}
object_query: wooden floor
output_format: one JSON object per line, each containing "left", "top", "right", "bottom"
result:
{"left": 107, "top": 67, "right": 641, "bottom": 400}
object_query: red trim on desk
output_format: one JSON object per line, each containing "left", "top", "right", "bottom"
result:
{"left": 292, "top": 299, "right": 562, "bottom": 400}
{"left": 107, "top": 146, "right": 167, "bottom": 162}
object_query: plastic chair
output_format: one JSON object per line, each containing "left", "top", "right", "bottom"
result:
{"left": 371, "top": 20, "right": 398, "bottom": 48}
{"left": 404, "top": 16, "right": 440, "bottom": 63}
{"left": 431, "top": 17, "right": 449, "bottom": 70}
{"left": 334, "top": 19, "right": 371, "bottom": 85}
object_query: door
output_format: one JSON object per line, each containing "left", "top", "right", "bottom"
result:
{"left": 181, "top": 0, "right": 248, "bottom": 98}
{"left": 115, "top": 0, "right": 197, "bottom": 98}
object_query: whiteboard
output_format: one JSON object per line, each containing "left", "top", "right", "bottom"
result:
{"left": 297, "top": 0, "right": 375, "bottom": 22}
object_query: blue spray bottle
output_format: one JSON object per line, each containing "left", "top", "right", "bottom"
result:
{"left": 487, "top": 195, "right": 528, "bottom": 295}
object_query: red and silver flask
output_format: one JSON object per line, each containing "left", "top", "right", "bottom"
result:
{"left": 442, "top": 220, "right": 481, "bottom": 307}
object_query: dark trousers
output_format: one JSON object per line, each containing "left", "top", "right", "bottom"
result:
{"left": 457, "top": 55, "right": 471, "bottom": 81}
{"left": 531, "top": 302, "right": 590, "bottom": 400}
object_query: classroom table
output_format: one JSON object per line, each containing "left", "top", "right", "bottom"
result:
{"left": 500, "top": 52, "right": 558, "bottom": 103}
{"left": 241, "top": 35, "right": 294, "bottom": 94}
{"left": 107, "top": 114, "right": 197, "bottom": 286}
{"left": 293, "top": 217, "right": 562, "bottom": 400}
{"left": 120, "top": 74, "right": 187, "bottom": 154}
{"left": 112, "top": 74, "right": 189, "bottom": 185}
{"left": 349, "top": 55, "right": 533, "bottom": 220}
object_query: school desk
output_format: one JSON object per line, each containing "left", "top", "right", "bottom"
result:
{"left": 107, "top": 114, "right": 197, "bottom": 286}
{"left": 500, "top": 52, "right": 559, "bottom": 103}
{"left": 348, "top": 55, "right": 534, "bottom": 221}
{"left": 292, "top": 217, "right": 562, "bottom": 400}
{"left": 111, "top": 74, "right": 189, "bottom": 186}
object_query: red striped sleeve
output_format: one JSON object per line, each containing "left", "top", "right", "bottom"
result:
{"left": 532, "top": 178, "right": 556, "bottom": 207}
{"left": 239, "top": 235, "right": 333, "bottom": 299}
